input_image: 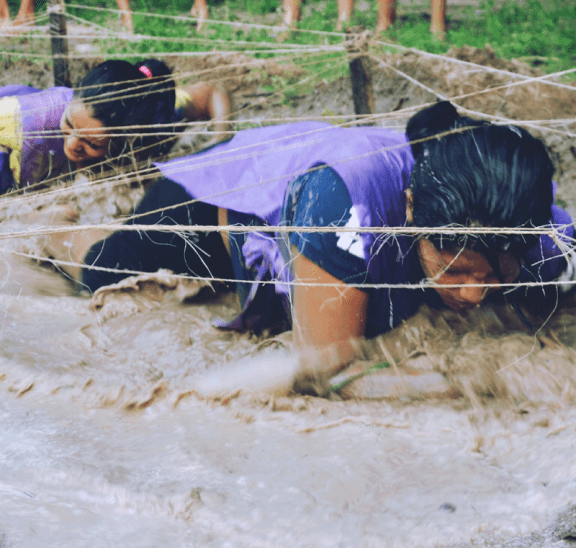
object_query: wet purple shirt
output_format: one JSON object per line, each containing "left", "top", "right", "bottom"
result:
{"left": 0, "top": 85, "right": 74, "bottom": 192}
{"left": 157, "top": 122, "right": 573, "bottom": 334}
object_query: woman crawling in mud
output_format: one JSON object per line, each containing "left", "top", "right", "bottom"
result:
{"left": 42, "top": 101, "right": 575, "bottom": 371}
{"left": 0, "top": 58, "right": 232, "bottom": 194}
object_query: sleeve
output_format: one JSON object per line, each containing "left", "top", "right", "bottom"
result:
{"left": 283, "top": 165, "right": 371, "bottom": 289}
{"left": 174, "top": 87, "right": 193, "bottom": 120}
{"left": 521, "top": 204, "right": 575, "bottom": 293}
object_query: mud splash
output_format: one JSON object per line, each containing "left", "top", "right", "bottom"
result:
{"left": 0, "top": 45, "right": 575, "bottom": 546}
{"left": 1, "top": 250, "right": 576, "bottom": 547}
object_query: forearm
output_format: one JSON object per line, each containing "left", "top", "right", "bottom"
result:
{"left": 291, "top": 252, "right": 370, "bottom": 392}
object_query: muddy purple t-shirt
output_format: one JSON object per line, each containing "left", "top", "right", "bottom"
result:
{"left": 0, "top": 85, "right": 73, "bottom": 193}
{"left": 156, "top": 122, "right": 573, "bottom": 334}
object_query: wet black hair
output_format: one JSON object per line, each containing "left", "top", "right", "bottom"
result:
{"left": 73, "top": 58, "right": 176, "bottom": 159}
{"left": 406, "top": 101, "right": 554, "bottom": 258}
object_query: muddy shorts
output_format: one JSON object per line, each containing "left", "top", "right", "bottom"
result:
{"left": 81, "top": 178, "right": 233, "bottom": 293}
{"left": 281, "top": 165, "right": 372, "bottom": 290}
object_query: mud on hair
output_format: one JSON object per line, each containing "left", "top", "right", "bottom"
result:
{"left": 406, "top": 101, "right": 554, "bottom": 258}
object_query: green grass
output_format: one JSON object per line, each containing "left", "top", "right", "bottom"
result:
{"left": 382, "top": 0, "right": 576, "bottom": 77}
{"left": 331, "top": 360, "right": 391, "bottom": 392}
{"left": 7, "top": 0, "right": 575, "bottom": 81}
{"left": 143, "top": 0, "right": 571, "bottom": 78}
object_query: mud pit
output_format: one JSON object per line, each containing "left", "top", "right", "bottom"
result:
{"left": 1, "top": 46, "right": 576, "bottom": 547}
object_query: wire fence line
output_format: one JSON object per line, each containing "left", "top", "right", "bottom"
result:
{"left": 1, "top": 41, "right": 573, "bottom": 142}
{"left": 2, "top": 119, "right": 575, "bottom": 240}
{"left": 5, "top": 247, "right": 576, "bottom": 291}
{"left": 5, "top": 219, "right": 576, "bottom": 238}
{"left": 3, "top": 5, "right": 575, "bottom": 90}
{"left": 0, "top": 3, "right": 574, "bottom": 293}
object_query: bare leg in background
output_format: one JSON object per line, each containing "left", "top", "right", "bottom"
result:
{"left": 190, "top": 0, "right": 209, "bottom": 31}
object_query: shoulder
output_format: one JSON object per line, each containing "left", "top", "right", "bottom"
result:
{"left": 324, "top": 129, "right": 413, "bottom": 228}
{"left": 18, "top": 86, "right": 72, "bottom": 113}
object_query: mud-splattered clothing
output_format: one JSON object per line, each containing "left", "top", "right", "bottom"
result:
{"left": 0, "top": 84, "right": 190, "bottom": 194}
{"left": 153, "top": 121, "right": 574, "bottom": 335}
{"left": 0, "top": 85, "right": 73, "bottom": 193}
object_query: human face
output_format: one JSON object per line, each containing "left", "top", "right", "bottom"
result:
{"left": 418, "top": 239, "right": 521, "bottom": 310}
{"left": 60, "top": 101, "right": 111, "bottom": 165}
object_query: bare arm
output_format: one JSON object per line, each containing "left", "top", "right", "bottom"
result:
{"left": 179, "top": 83, "right": 233, "bottom": 146}
{"left": 292, "top": 249, "right": 369, "bottom": 384}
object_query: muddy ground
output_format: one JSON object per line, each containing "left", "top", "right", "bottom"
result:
{"left": 1, "top": 32, "right": 576, "bottom": 548}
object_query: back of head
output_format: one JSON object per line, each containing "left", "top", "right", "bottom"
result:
{"left": 406, "top": 101, "right": 554, "bottom": 257}
{"left": 73, "top": 59, "right": 176, "bottom": 158}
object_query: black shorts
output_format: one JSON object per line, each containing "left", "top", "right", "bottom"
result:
{"left": 81, "top": 178, "right": 233, "bottom": 293}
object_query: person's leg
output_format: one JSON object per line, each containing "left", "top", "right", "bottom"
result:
{"left": 282, "top": 0, "right": 301, "bottom": 27}
{"left": 429, "top": 0, "right": 445, "bottom": 37}
{"left": 81, "top": 178, "right": 232, "bottom": 293}
{"left": 376, "top": 0, "right": 396, "bottom": 33}
{"left": 115, "top": 0, "right": 133, "bottom": 33}
{"left": 190, "top": 0, "right": 209, "bottom": 31}
{"left": 13, "top": 0, "right": 34, "bottom": 26}
{"left": 336, "top": 0, "right": 354, "bottom": 31}
{"left": 0, "top": 0, "right": 11, "bottom": 25}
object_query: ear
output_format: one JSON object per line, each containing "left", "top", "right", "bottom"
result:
{"left": 405, "top": 188, "right": 414, "bottom": 224}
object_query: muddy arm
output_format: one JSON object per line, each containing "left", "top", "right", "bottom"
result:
{"left": 291, "top": 251, "right": 370, "bottom": 391}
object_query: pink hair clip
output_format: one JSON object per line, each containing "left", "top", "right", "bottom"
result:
{"left": 139, "top": 66, "right": 153, "bottom": 79}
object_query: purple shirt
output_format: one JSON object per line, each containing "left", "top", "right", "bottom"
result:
{"left": 0, "top": 85, "right": 73, "bottom": 192}
{"left": 157, "top": 122, "right": 573, "bottom": 334}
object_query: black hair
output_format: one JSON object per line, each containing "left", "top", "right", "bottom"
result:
{"left": 73, "top": 58, "right": 176, "bottom": 159}
{"left": 406, "top": 101, "right": 554, "bottom": 259}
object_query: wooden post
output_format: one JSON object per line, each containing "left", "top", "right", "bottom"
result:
{"left": 346, "top": 30, "right": 375, "bottom": 123}
{"left": 48, "top": 0, "right": 70, "bottom": 88}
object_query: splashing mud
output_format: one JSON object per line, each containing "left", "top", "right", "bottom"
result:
{"left": 2, "top": 247, "right": 576, "bottom": 547}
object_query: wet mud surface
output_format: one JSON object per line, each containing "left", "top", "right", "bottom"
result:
{"left": 0, "top": 40, "right": 576, "bottom": 547}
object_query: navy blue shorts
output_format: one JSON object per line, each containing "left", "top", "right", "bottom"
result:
{"left": 281, "top": 165, "right": 372, "bottom": 290}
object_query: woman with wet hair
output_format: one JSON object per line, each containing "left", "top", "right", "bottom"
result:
{"left": 43, "top": 101, "right": 574, "bottom": 363}
{"left": 0, "top": 58, "right": 232, "bottom": 194}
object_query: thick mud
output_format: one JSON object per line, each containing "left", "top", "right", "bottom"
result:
{"left": 0, "top": 37, "right": 576, "bottom": 547}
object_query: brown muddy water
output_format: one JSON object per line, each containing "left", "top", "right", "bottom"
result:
{"left": 3, "top": 219, "right": 576, "bottom": 548}
{"left": 1, "top": 46, "right": 576, "bottom": 546}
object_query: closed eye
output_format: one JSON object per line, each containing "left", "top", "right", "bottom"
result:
{"left": 85, "top": 140, "right": 106, "bottom": 151}
{"left": 61, "top": 116, "right": 72, "bottom": 134}
{"left": 63, "top": 116, "right": 106, "bottom": 150}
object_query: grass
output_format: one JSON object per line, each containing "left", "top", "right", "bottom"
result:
{"left": 382, "top": 0, "right": 575, "bottom": 77}
{"left": 6, "top": 0, "right": 575, "bottom": 82}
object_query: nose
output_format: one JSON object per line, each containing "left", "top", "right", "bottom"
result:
{"left": 459, "top": 282, "right": 485, "bottom": 306}
{"left": 66, "top": 134, "right": 83, "bottom": 153}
